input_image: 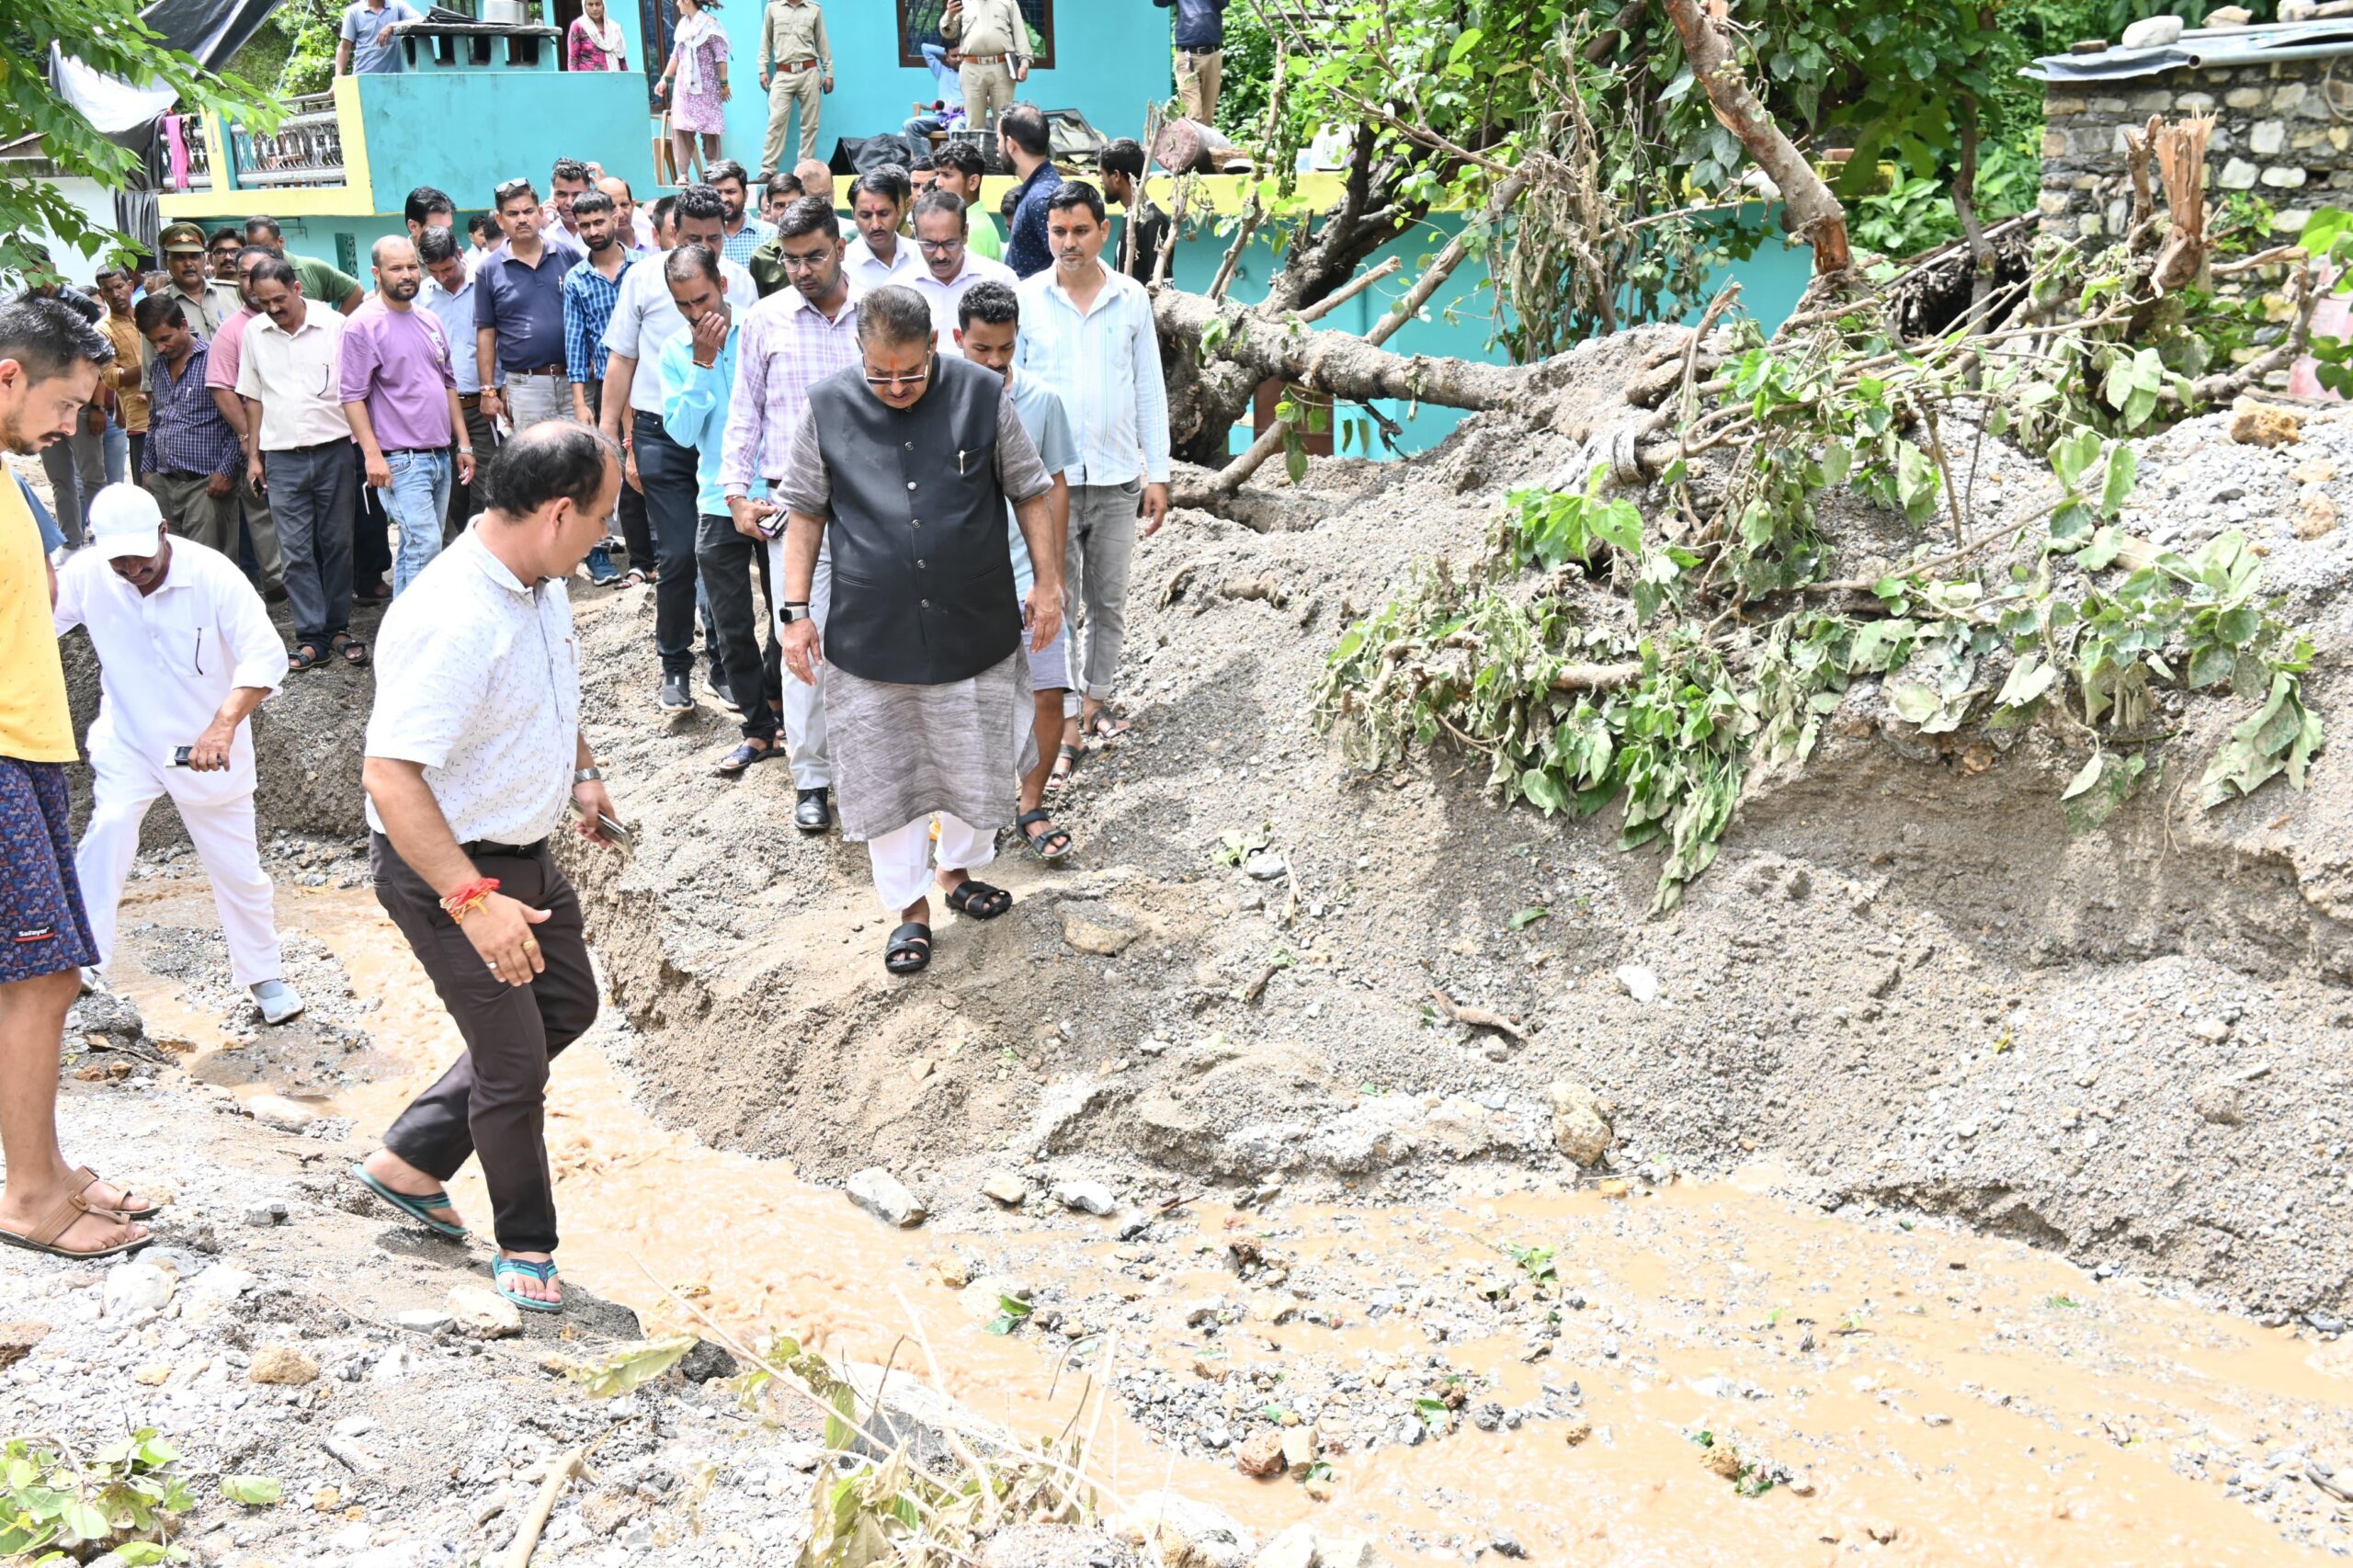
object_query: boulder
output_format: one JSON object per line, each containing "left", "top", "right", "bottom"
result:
{"left": 1548, "top": 1081, "right": 1615, "bottom": 1166}
{"left": 2120, "top": 14, "right": 2183, "bottom": 48}
{"left": 847, "top": 1167, "right": 926, "bottom": 1227}
{"left": 1052, "top": 1179, "right": 1119, "bottom": 1216}
{"left": 447, "top": 1284, "right": 524, "bottom": 1338}
{"left": 981, "top": 1172, "right": 1030, "bottom": 1207}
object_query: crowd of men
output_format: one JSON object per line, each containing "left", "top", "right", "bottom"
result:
{"left": 3, "top": 91, "right": 1185, "bottom": 1313}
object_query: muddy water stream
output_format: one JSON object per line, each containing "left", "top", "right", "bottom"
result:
{"left": 112, "top": 875, "right": 2353, "bottom": 1564}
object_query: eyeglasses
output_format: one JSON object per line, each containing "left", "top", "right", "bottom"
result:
{"left": 915, "top": 237, "right": 966, "bottom": 256}
{"left": 777, "top": 250, "right": 833, "bottom": 274}
{"left": 862, "top": 353, "right": 933, "bottom": 390}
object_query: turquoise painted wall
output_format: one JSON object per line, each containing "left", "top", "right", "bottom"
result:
{"left": 355, "top": 70, "right": 660, "bottom": 212}
{"left": 1146, "top": 210, "right": 1820, "bottom": 458}
{"left": 614, "top": 1, "right": 1171, "bottom": 175}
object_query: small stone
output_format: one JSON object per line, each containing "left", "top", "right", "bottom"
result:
{"left": 248, "top": 1344, "right": 320, "bottom": 1384}
{"left": 245, "top": 1094, "right": 315, "bottom": 1132}
{"left": 1548, "top": 1081, "right": 1614, "bottom": 1167}
{"left": 2290, "top": 460, "right": 2338, "bottom": 485}
{"left": 2193, "top": 1016, "right": 2233, "bottom": 1043}
{"left": 1390, "top": 1416, "right": 1426, "bottom": 1447}
{"left": 446, "top": 1284, "right": 523, "bottom": 1338}
{"left": 2294, "top": 489, "right": 2338, "bottom": 540}
{"left": 1242, "top": 851, "right": 1288, "bottom": 881}
{"left": 1490, "top": 1530, "right": 1530, "bottom": 1560}
{"left": 2119, "top": 14, "right": 2181, "bottom": 46}
{"left": 0, "top": 1321, "right": 51, "bottom": 1368}
{"left": 393, "top": 1309, "right": 452, "bottom": 1334}
{"left": 1251, "top": 1525, "right": 1317, "bottom": 1568}
{"left": 103, "top": 1261, "right": 175, "bottom": 1317}
{"left": 1235, "top": 1428, "right": 1287, "bottom": 1478}
{"left": 1613, "top": 963, "right": 1659, "bottom": 1004}
{"left": 179, "top": 1264, "right": 258, "bottom": 1324}
{"left": 1053, "top": 1180, "right": 1119, "bottom": 1216}
{"left": 980, "top": 1172, "right": 1029, "bottom": 1207}
{"left": 2208, "top": 4, "right": 2252, "bottom": 20}
{"left": 2219, "top": 158, "right": 2261, "bottom": 191}
{"left": 242, "top": 1201, "right": 290, "bottom": 1227}
{"left": 1923, "top": 1413, "right": 1953, "bottom": 1427}
{"left": 2228, "top": 399, "right": 2302, "bottom": 447}
{"left": 1867, "top": 1521, "right": 1902, "bottom": 1545}
{"left": 1704, "top": 1440, "right": 1743, "bottom": 1479}
{"left": 132, "top": 1362, "right": 173, "bottom": 1385}
{"left": 2260, "top": 166, "right": 2308, "bottom": 189}
{"left": 1279, "top": 1427, "right": 1316, "bottom": 1469}
{"left": 847, "top": 1168, "right": 926, "bottom": 1227}
{"left": 1562, "top": 1419, "right": 1593, "bottom": 1447}
{"left": 1059, "top": 903, "right": 1138, "bottom": 957}
{"left": 2251, "top": 119, "right": 2288, "bottom": 157}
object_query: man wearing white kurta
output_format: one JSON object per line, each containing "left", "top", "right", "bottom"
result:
{"left": 54, "top": 485, "right": 304, "bottom": 1025}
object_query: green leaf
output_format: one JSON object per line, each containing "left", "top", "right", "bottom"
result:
{"left": 1995, "top": 655, "right": 2057, "bottom": 710}
{"left": 59, "top": 1501, "right": 108, "bottom": 1543}
{"left": 112, "top": 1546, "right": 170, "bottom": 1566}
{"left": 2062, "top": 752, "right": 2105, "bottom": 801}
{"left": 2078, "top": 528, "right": 2122, "bottom": 572}
{"left": 1508, "top": 906, "right": 1551, "bottom": 930}
{"left": 2098, "top": 445, "right": 2138, "bottom": 517}
{"left": 221, "top": 1475, "right": 281, "bottom": 1507}
{"left": 2050, "top": 429, "right": 2103, "bottom": 490}
{"left": 1519, "top": 768, "right": 1566, "bottom": 815}
{"left": 1887, "top": 682, "right": 1943, "bottom": 724}
{"left": 555, "top": 1335, "right": 699, "bottom": 1399}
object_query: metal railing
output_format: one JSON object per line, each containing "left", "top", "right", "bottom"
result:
{"left": 182, "top": 123, "right": 212, "bottom": 192}
{"left": 231, "top": 93, "right": 347, "bottom": 188}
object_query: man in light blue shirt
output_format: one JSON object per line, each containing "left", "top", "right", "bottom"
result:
{"left": 956, "top": 278, "right": 1076, "bottom": 858}
{"left": 336, "top": 0, "right": 421, "bottom": 74}
{"left": 1013, "top": 179, "right": 1170, "bottom": 751}
{"left": 417, "top": 227, "right": 496, "bottom": 538}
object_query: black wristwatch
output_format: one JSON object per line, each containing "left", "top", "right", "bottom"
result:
{"left": 779, "top": 600, "right": 811, "bottom": 624}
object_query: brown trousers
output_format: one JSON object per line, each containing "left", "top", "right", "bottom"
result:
{"left": 372, "top": 833, "right": 598, "bottom": 1255}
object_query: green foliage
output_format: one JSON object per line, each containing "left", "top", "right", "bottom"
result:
{"left": 1506, "top": 1243, "right": 1558, "bottom": 1284}
{"left": 555, "top": 1335, "right": 699, "bottom": 1398}
{"left": 273, "top": 0, "right": 342, "bottom": 97}
{"left": 219, "top": 1474, "right": 282, "bottom": 1507}
{"left": 0, "top": 0, "right": 274, "bottom": 280}
{"left": 0, "top": 1430, "right": 193, "bottom": 1561}
{"left": 2302, "top": 209, "right": 2353, "bottom": 401}
{"left": 1320, "top": 237, "right": 2325, "bottom": 911}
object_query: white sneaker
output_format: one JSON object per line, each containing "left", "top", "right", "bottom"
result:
{"left": 78, "top": 966, "right": 99, "bottom": 995}
{"left": 251, "top": 980, "right": 306, "bottom": 1026}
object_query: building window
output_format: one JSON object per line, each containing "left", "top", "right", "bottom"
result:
{"left": 898, "top": 0, "right": 1054, "bottom": 72}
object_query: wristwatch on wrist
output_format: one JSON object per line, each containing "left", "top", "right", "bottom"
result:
{"left": 574, "top": 766, "right": 605, "bottom": 785}
{"left": 779, "top": 601, "right": 810, "bottom": 625}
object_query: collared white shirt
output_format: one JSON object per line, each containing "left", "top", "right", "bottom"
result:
{"left": 421, "top": 274, "right": 493, "bottom": 393}
{"left": 601, "top": 254, "right": 758, "bottom": 415}
{"left": 363, "top": 528, "right": 581, "bottom": 846}
{"left": 913, "top": 251, "right": 1017, "bottom": 354}
{"left": 235, "top": 306, "right": 353, "bottom": 450}
{"left": 51, "top": 537, "right": 287, "bottom": 783}
{"left": 843, "top": 233, "right": 925, "bottom": 296}
{"left": 1014, "top": 261, "right": 1172, "bottom": 487}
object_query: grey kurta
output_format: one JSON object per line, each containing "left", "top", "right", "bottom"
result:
{"left": 779, "top": 386, "right": 1051, "bottom": 842}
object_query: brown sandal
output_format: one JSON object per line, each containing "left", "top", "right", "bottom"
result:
{"left": 75, "top": 1165, "right": 160, "bottom": 1220}
{"left": 0, "top": 1170, "right": 152, "bottom": 1260}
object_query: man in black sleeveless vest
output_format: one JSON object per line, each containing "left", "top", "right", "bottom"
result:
{"left": 771, "top": 285, "right": 1063, "bottom": 975}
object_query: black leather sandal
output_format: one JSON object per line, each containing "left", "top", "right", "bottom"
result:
{"left": 885, "top": 922, "right": 932, "bottom": 974}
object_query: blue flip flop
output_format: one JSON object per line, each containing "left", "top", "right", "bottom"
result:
{"left": 494, "top": 1256, "right": 563, "bottom": 1313}
{"left": 352, "top": 1165, "right": 466, "bottom": 1240}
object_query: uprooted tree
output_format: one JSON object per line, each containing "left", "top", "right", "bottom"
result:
{"left": 1147, "top": 0, "right": 2341, "bottom": 908}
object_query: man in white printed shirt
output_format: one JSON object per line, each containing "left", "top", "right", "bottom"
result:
{"left": 1014, "top": 180, "right": 1172, "bottom": 748}
{"left": 54, "top": 486, "right": 303, "bottom": 1024}
{"left": 909, "top": 189, "right": 1014, "bottom": 353}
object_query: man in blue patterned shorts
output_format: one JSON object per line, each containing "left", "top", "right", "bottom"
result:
{"left": 0, "top": 295, "right": 158, "bottom": 1261}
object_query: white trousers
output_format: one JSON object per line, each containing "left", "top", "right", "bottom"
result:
{"left": 768, "top": 536, "right": 834, "bottom": 792}
{"left": 868, "top": 812, "right": 995, "bottom": 916}
{"left": 76, "top": 746, "right": 284, "bottom": 987}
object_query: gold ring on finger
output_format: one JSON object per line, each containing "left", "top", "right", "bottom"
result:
{"left": 521, "top": 937, "right": 539, "bottom": 950}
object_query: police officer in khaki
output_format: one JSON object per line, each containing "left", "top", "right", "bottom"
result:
{"left": 940, "top": 0, "right": 1029, "bottom": 131}
{"left": 757, "top": 0, "right": 833, "bottom": 176}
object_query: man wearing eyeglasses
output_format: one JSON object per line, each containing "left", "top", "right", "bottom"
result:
{"left": 475, "top": 179, "right": 576, "bottom": 441}
{"left": 768, "top": 284, "right": 1061, "bottom": 976}
{"left": 907, "top": 189, "right": 1013, "bottom": 355}
{"left": 713, "top": 197, "right": 858, "bottom": 819}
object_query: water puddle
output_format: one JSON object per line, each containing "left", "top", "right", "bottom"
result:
{"left": 110, "top": 875, "right": 2353, "bottom": 1564}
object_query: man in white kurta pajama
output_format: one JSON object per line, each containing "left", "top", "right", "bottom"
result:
{"left": 53, "top": 485, "right": 304, "bottom": 1024}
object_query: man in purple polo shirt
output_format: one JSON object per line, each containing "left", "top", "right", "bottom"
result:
{"left": 341, "top": 236, "right": 474, "bottom": 594}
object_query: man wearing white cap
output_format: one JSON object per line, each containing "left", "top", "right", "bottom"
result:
{"left": 51, "top": 485, "right": 304, "bottom": 1025}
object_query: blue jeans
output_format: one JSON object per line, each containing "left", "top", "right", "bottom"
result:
{"left": 377, "top": 449, "right": 452, "bottom": 597}
{"left": 100, "top": 417, "right": 129, "bottom": 486}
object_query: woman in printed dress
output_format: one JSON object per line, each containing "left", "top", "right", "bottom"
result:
{"left": 567, "top": 0, "right": 628, "bottom": 72}
{"left": 656, "top": 0, "right": 730, "bottom": 185}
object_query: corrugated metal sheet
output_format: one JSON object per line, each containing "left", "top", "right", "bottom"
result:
{"left": 2026, "top": 20, "right": 2353, "bottom": 82}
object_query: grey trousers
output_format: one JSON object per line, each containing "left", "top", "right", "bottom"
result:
{"left": 147, "top": 471, "right": 240, "bottom": 553}
{"left": 1064, "top": 479, "right": 1142, "bottom": 703}
{"left": 40, "top": 427, "right": 106, "bottom": 548}
{"left": 265, "top": 438, "right": 356, "bottom": 644}
{"left": 237, "top": 470, "right": 285, "bottom": 591}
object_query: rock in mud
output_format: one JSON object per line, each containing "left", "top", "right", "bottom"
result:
{"left": 1053, "top": 1179, "right": 1120, "bottom": 1216}
{"left": 0, "top": 1321, "right": 51, "bottom": 1369}
{"left": 68, "top": 991, "right": 146, "bottom": 1051}
{"left": 1614, "top": 964, "right": 1660, "bottom": 1004}
{"left": 248, "top": 1344, "right": 320, "bottom": 1384}
{"left": 447, "top": 1284, "right": 523, "bottom": 1338}
{"left": 1251, "top": 1526, "right": 1317, "bottom": 1568}
{"left": 1548, "top": 1081, "right": 1614, "bottom": 1166}
{"left": 103, "top": 1261, "right": 174, "bottom": 1317}
{"left": 1115, "top": 1491, "right": 1256, "bottom": 1568}
{"left": 1060, "top": 903, "right": 1139, "bottom": 957}
{"left": 677, "top": 1338, "right": 739, "bottom": 1382}
{"left": 1234, "top": 1428, "right": 1286, "bottom": 1477}
{"left": 246, "top": 1094, "right": 316, "bottom": 1132}
{"left": 981, "top": 1172, "right": 1030, "bottom": 1207}
{"left": 847, "top": 1167, "right": 927, "bottom": 1227}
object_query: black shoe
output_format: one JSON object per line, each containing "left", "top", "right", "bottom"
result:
{"left": 794, "top": 788, "right": 831, "bottom": 834}
{"left": 354, "top": 577, "right": 392, "bottom": 604}
{"left": 659, "top": 674, "right": 693, "bottom": 714}
{"left": 704, "top": 670, "right": 740, "bottom": 713}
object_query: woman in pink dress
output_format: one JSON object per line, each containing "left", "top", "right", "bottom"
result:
{"left": 566, "top": 0, "right": 628, "bottom": 72}
{"left": 656, "top": 0, "right": 731, "bottom": 185}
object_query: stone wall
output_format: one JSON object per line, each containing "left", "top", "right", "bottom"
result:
{"left": 2039, "top": 57, "right": 2353, "bottom": 242}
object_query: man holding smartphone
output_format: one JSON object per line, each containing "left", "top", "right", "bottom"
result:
{"left": 52, "top": 486, "right": 303, "bottom": 1025}
{"left": 712, "top": 198, "right": 860, "bottom": 821}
